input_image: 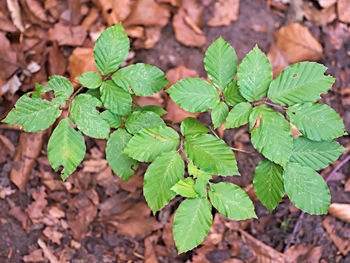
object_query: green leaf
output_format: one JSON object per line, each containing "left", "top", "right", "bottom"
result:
{"left": 171, "top": 178, "right": 198, "bottom": 198}
{"left": 112, "top": 63, "right": 169, "bottom": 96}
{"left": 290, "top": 136, "right": 346, "bottom": 170}
{"left": 136, "top": 105, "right": 167, "bottom": 116}
{"left": 204, "top": 37, "right": 238, "bottom": 90}
{"left": 3, "top": 93, "right": 61, "bottom": 132}
{"left": 187, "top": 162, "right": 212, "bottom": 178}
{"left": 211, "top": 102, "right": 229, "bottom": 129}
{"left": 225, "top": 102, "right": 252, "bottom": 129}
{"left": 100, "top": 110, "right": 123, "bottom": 129}
{"left": 166, "top": 78, "right": 220, "bottom": 113}
{"left": 123, "top": 126, "right": 179, "bottom": 162}
{"left": 125, "top": 111, "right": 165, "bottom": 135}
{"left": 249, "top": 106, "right": 293, "bottom": 166}
{"left": 106, "top": 129, "right": 138, "bottom": 181}
{"left": 253, "top": 159, "right": 284, "bottom": 212}
{"left": 223, "top": 81, "right": 246, "bottom": 107}
{"left": 77, "top": 72, "right": 102, "bottom": 89}
{"left": 144, "top": 151, "right": 185, "bottom": 212}
{"left": 100, "top": 80, "right": 132, "bottom": 115}
{"left": 284, "top": 163, "right": 331, "bottom": 215}
{"left": 287, "top": 103, "right": 345, "bottom": 141}
{"left": 173, "top": 198, "right": 213, "bottom": 253}
{"left": 184, "top": 134, "right": 239, "bottom": 176}
{"left": 85, "top": 88, "right": 101, "bottom": 100}
{"left": 70, "top": 94, "right": 110, "bottom": 139}
{"left": 47, "top": 118, "right": 86, "bottom": 181}
{"left": 48, "top": 75, "right": 74, "bottom": 106}
{"left": 180, "top": 117, "right": 209, "bottom": 137}
{"left": 94, "top": 23, "right": 129, "bottom": 75}
{"left": 188, "top": 163, "right": 212, "bottom": 198}
{"left": 237, "top": 45, "right": 273, "bottom": 101}
{"left": 268, "top": 62, "right": 335, "bottom": 106}
{"left": 209, "top": 182, "right": 257, "bottom": 220}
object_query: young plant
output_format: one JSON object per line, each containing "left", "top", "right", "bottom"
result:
{"left": 2, "top": 24, "right": 346, "bottom": 254}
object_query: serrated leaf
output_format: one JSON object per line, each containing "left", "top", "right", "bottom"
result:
{"left": 70, "top": 94, "right": 110, "bottom": 139}
{"left": 237, "top": 45, "right": 273, "bottom": 101}
{"left": 253, "top": 159, "right": 284, "bottom": 212}
{"left": 123, "top": 126, "right": 179, "bottom": 162}
{"left": 209, "top": 182, "right": 257, "bottom": 220}
{"left": 284, "top": 163, "right": 330, "bottom": 215}
{"left": 173, "top": 198, "right": 213, "bottom": 253}
{"left": 48, "top": 75, "right": 74, "bottom": 106}
{"left": 77, "top": 72, "right": 102, "bottom": 89}
{"left": 100, "top": 80, "right": 132, "bottom": 115}
{"left": 106, "top": 129, "right": 138, "bottom": 181}
{"left": 136, "top": 105, "right": 167, "bottom": 116}
{"left": 223, "top": 80, "right": 246, "bottom": 106}
{"left": 290, "top": 136, "right": 345, "bottom": 170}
{"left": 85, "top": 88, "right": 101, "bottom": 100}
{"left": 3, "top": 93, "right": 61, "bottom": 132}
{"left": 112, "top": 63, "right": 169, "bottom": 96}
{"left": 187, "top": 162, "right": 212, "bottom": 178}
{"left": 125, "top": 111, "right": 165, "bottom": 135}
{"left": 211, "top": 102, "right": 229, "bottom": 129}
{"left": 204, "top": 37, "right": 238, "bottom": 90}
{"left": 249, "top": 106, "right": 292, "bottom": 166}
{"left": 171, "top": 177, "right": 198, "bottom": 198}
{"left": 268, "top": 62, "right": 335, "bottom": 106}
{"left": 47, "top": 118, "right": 86, "bottom": 180}
{"left": 166, "top": 78, "right": 220, "bottom": 113}
{"left": 100, "top": 110, "right": 123, "bottom": 129}
{"left": 144, "top": 151, "right": 185, "bottom": 212}
{"left": 94, "top": 23, "right": 129, "bottom": 75}
{"left": 287, "top": 103, "right": 345, "bottom": 141}
{"left": 184, "top": 134, "right": 239, "bottom": 176}
{"left": 180, "top": 117, "right": 209, "bottom": 137}
{"left": 225, "top": 102, "right": 252, "bottom": 129}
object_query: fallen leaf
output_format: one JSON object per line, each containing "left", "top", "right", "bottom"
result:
{"left": 207, "top": 0, "right": 240, "bottom": 26}
{"left": 95, "top": 0, "right": 132, "bottom": 26}
{"left": 172, "top": 0, "right": 206, "bottom": 47}
{"left": 38, "top": 238, "right": 59, "bottom": 263}
{"left": 0, "top": 32, "right": 18, "bottom": 86}
{"left": 267, "top": 43, "right": 289, "bottom": 78}
{"left": 6, "top": 0, "right": 24, "bottom": 32}
{"left": 11, "top": 131, "right": 46, "bottom": 191}
{"left": 124, "top": 0, "right": 170, "bottom": 27}
{"left": 0, "top": 134, "right": 15, "bottom": 164}
{"left": 0, "top": 186, "right": 15, "bottom": 198}
{"left": 25, "top": 0, "right": 48, "bottom": 22}
{"left": 69, "top": 47, "right": 98, "bottom": 80}
{"left": 9, "top": 206, "right": 28, "bottom": 228}
{"left": 284, "top": 244, "right": 312, "bottom": 263}
{"left": 43, "top": 227, "right": 64, "bottom": 245}
{"left": 163, "top": 66, "right": 200, "bottom": 121}
{"left": 23, "top": 249, "right": 44, "bottom": 262}
{"left": 134, "top": 26, "right": 162, "bottom": 49}
{"left": 48, "top": 41, "right": 66, "bottom": 76}
{"left": 81, "top": 7, "right": 99, "bottom": 30}
{"left": 49, "top": 23, "right": 87, "bottom": 46}
{"left": 144, "top": 234, "right": 159, "bottom": 263}
{"left": 328, "top": 203, "right": 350, "bottom": 223}
{"left": 0, "top": 11, "right": 17, "bottom": 32}
{"left": 318, "top": 0, "right": 337, "bottom": 8}
{"left": 303, "top": 3, "right": 336, "bottom": 26}
{"left": 26, "top": 186, "right": 48, "bottom": 223}
{"left": 322, "top": 216, "right": 350, "bottom": 255}
{"left": 326, "top": 22, "right": 350, "bottom": 50}
{"left": 290, "top": 122, "right": 302, "bottom": 138}
{"left": 305, "top": 246, "right": 323, "bottom": 262}
{"left": 274, "top": 23, "right": 323, "bottom": 63}
{"left": 338, "top": 0, "right": 350, "bottom": 23}
{"left": 125, "top": 25, "right": 144, "bottom": 39}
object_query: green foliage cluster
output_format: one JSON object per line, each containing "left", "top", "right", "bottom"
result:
{"left": 2, "top": 24, "right": 346, "bottom": 253}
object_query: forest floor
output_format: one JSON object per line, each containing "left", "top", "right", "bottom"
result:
{"left": 0, "top": 0, "right": 350, "bottom": 262}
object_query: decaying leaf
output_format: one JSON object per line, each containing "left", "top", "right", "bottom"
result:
{"left": 302, "top": 3, "right": 336, "bottom": 26}
{"left": 328, "top": 203, "right": 350, "bottom": 223}
{"left": 38, "top": 238, "right": 59, "bottom": 263}
{"left": 0, "top": 32, "right": 18, "bottom": 86}
{"left": 23, "top": 249, "right": 44, "bottom": 263}
{"left": 207, "top": 0, "right": 240, "bottom": 26}
{"left": 318, "top": 0, "right": 336, "bottom": 8}
{"left": 134, "top": 26, "right": 162, "bottom": 49}
{"left": 26, "top": 186, "right": 48, "bottom": 223}
{"left": 69, "top": 47, "right": 98, "bottom": 80}
{"left": 274, "top": 23, "right": 323, "bottom": 63}
{"left": 267, "top": 43, "right": 289, "bottom": 78}
{"left": 49, "top": 23, "right": 87, "bottom": 46}
{"left": 144, "top": 234, "right": 159, "bottom": 263}
{"left": 26, "top": 0, "right": 48, "bottom": 22}
{"left": 322, "top": 216, "right": 350, "bottom": 255}
{"left": 6, "top": 0, "right": 24, "bottom": 32}
{"left": 338, "top": 0, "right": 350, "bottom": 23}
{"left": 95, "top": 0, "right": 132, "bottom": 26}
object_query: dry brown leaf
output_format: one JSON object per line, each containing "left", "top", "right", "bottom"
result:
{"left": 0, "top": 32, "right": 18, "bottom": 86}
{"left": 134, "top": 26, "right": 162, "bottom": 49}
{"left": 0, "top": 10, "right": 17, "bottom": 32}
{"left": 328, "top": 203, "right": 350, "bottom": 223}
{"left": 318, "top": 0, "right": 337, "bottom": 8}
{"left": 290, "top": 122, "right": 302, "bottom": 138}
{"left": 43, "top": 227, "right": 64, "bottom": 245}
{"left": 69, "top": 47, "right": 98, "bottom": 80}
{"left": 274, "top": 23, "right": 323, "bottom": 64}
{"left": 267, "top": 43, "right": 289, "bottom": 78}
{"left": 284, "top": 244, "right": 312, "bottom": 263}
{"left": 207, "top": 0, "right": 240, "bottom": 26}
{"left": 49, "top": 23, "right": 87, "bottom": 46}
{"left": 9, "top": 206, "right": 28, "bottom": 228}
{"left": 163, "top": 66, "right": 200, "bottom": 121}
{"left": 0, "top": 134, "right": 15, "bottom": 164}
{"left": 305, "top": 246, "right": 323, "bottom": 262}
{"left": 124, "top": 0, "right": 170, "bottom": 27}
{"left": 338, "top": 0, "right": 350, "bottom": 23}
{"left": 23, "top": 249, "right": 44, "bottom": 262}
{"left": 202, "top": 213, "right": 225, "bottom": 246}
{"left": 26, "top": 186, "right": 48, "bottom": 223}
{"left": 345, "top": 177, "right": 350, "bottom": 192}
{"left": 6, "top": 0, "right": 24, "bottom": 32}
{"left": 144, "top": 234, "right": 159, "bottom": 263}
{"left": 26, "top": 0, "right": 48, "bottom": 22}
{"left": 95, "top": 0, "right": 132, "bottom": 26}
{"left": 125, "top": 25, "right": 145, "bottom": 39}
{"left": 222, "top": 259, "right": 243, "bottom": 263}
{"left": 38, "top": 238, "right": 59, "bottom": 263}
{"left": 11, "top": 131, "right": 46, "bottom": 191}
{"left": 81, "top": 7, "right": 99, "bottom": 30}
{"left": 48, "top": 41, "right": 66, "bottom": 76}
{"left": 172, "top": 0, "right": 206, "bottom": 47}
{"left": 302, "top": 3, "right": 336, "bottom": 26}
{"left": 322, "top": 216, "right": 350, "bottom": 255}
{"left": 326, "top": 22, "right": 350, "bottom": 50}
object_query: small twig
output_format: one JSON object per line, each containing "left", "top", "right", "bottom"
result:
{"left": 284, "top": 154, "right": 350, "bottom": 251}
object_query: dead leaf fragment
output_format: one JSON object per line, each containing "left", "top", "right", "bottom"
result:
{"left": 6, "top": 0, "right": 24, "bottom": 32}
{"left": 274, "top": 23, "right": 323, "bottom": 63}
{"left": 303, "top": 3, "right": 336, "bottom": 26}
{"left": 0, "top": 33, "right": 18, "bottom": 85}
{"left": 318, "top": 0, "right": 337, "bottom": 8}
{"left": 23, "top": 249, "right": 44, "bottom": 262}
{"left": 38, "top": 238, "right": 59, "bottom": 263}
{"left": 43, "top": 227, "right": 64, "bottom": 245}
{"left": 207, "top": 0, "right": 240, "bottom": 26}
{"left": 26, "top": 0, "right": 48, "bottom": 22}
{"left": 134, "top": 26, "right": 162, "bottom": 49}
{"left": 69, "top": 47, "right": 98, "bottom": 80}
{"left": 322, "top": 216, "right": 350, "bottom": 255}
{"left": 26, "top": 186, "right": 48, "bottom": 223}
{"left": 267, "top": 43, "right": 289, "bottom": 78}
{"left": 338, "top": 0, "right": 350, "bottom": 23}
{"left": 49, "top": 23, "right": 87, "bottom": 46}
{"left": 48, "top": 42, "right": 66, "bottom": 76}
{"left": 328, "top": 203, "right": 350, "bottom": 223}
{"left": 144, "top": 234, "right": 159, "bottom": 263}
{"left": 290, "top": 122, "right": 302, "bottom": 138}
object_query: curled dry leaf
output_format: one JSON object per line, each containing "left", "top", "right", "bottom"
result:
{"left": 274, "top": 23, "right": 323, "bottom": 64}
{"left": 302, "top": 3, "right": 336, "bottom": 26}
{"left": 290, "top": 122, "right": 302, "bottom": 138}
{"left": 328, "top": 203, "right": 350, "bottom": 223}
{"left": 26, "top": 0, "right": 48, "bottom": 22}
{"left": 134, "top": 26, "right": 162, "bottom": 49}
{"left": 207, "top": 0, "right": 240, "bottom": 27}
{"left": 49, "top": 23, "right": 87, "bottom": 46}
{"left": 173, "top": 0, "right": 206, "bottom": 47}
{"left": 6, "top": 0, "right": 24, "bottom": 32}
{"left": 125, "top": 26, "right": 144, "bottom": 39}
{"left": 163, "top": 66, "right": 200, "bottom": 122}
{"left": 338, "top": 0, "right": 350, "bottom": 23}
{"left": 37, "top": 238, "right": 59, "bottom": 263}
{"left": 11, "top": 131, "right": 46, "bottom": 191}
{"left": 322, "top": 216, "right": 350, "bottom": 255}
{"left": 69, "top": 47, "right": 98, "bottom": 80}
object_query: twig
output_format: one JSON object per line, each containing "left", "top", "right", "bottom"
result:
{"left": 284, "top": 154, "right": 350, "bottom": 251}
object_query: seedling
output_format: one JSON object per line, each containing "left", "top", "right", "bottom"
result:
{"left": 2, "top": 24, "right": 346, "bottom": 253}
